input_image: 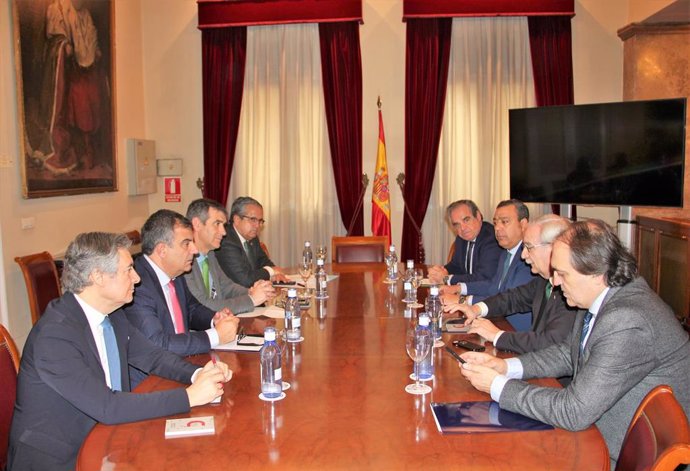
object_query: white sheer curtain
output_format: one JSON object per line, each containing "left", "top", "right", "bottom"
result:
{"left": 422, "top": 17, "right": 540, "bottom": 264}
{"left": 229, "top": 24, "right": 345, "bottom": 267}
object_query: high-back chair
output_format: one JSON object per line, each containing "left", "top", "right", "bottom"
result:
{"left": 331, "top": 236, "right": 388, "bottom": 263}
{"left": 14, "top": 251, "right": 62, "bottom": 325}
{"left": 615, "top": 384, "right": 690, "bottom": 471}
{"left": 0, "top": 324, "right": 20, "bottom": 470}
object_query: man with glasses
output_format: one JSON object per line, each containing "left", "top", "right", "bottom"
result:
{"left": 216, "top": 196, "right": 288, "bottom": 287}
{"left": 459, "top": 219, "right": 690, "bottom": 466}
{"left": 445, "top": 215, "right": 578, "bottom": 354}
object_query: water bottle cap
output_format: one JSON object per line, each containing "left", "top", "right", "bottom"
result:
{"left": 304, "top": 241, "right": 311, "bottom": 247}
{"left": 430, "top": 286, "right": 439, "bottom": 295}
{"left": 404, "top": 282, "right": 411, "bottom": 290}
{"left": 406, "top": 259, "right": 414, "bottom": 268}
{"left": 418, "top": 313, "right": 430, "bottom": 326}
{"left": 287, "top": 288, "right": 297, "bottom": 297}
{"left": 317, "top": 259, "right": 324, "bottom": 266}
{"left": 264, "top": 326, "right": 276, "bottom": 341}
{"left": 389, "top": 245, "right": 396, "bottom": 252}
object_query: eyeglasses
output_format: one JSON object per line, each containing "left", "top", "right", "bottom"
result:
{"left": 240, "top": 215, "right": 265, "bottom": 226}
{"left": 523, "top": 242, "right": 551, "bottom": 253}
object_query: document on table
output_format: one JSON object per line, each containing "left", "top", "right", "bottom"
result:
{"left": 215, "top": 335, "right": 263, "bottom": 352}
{"left": 165, "top": 416, "right": 215, "bottom": 438}
{"left": 236, "top": 305, "right": 285, "bottom": 319}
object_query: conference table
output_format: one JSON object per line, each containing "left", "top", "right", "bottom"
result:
{"left": 77, "top": 263, "right": 609, "bottom": 470}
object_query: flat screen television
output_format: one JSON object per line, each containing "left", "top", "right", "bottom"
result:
{"left": 509, "top": 98, "right": 687, "bottom": 207}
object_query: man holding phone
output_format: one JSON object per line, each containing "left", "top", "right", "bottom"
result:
{"left": 458, "top": 220, "right": 690, "bottom": 465}
{"left": 445, "top": 215, "right": 577, "bottom": 354}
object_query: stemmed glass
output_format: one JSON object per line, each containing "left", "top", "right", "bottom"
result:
{"left": 316, "top": 245, "right": 327, "bottom": 262}
{"left": 298, "top": 260, "right": 312, "bottom": 296}
{"left": 405, "top": 328, "right": 433, "bottom": 395}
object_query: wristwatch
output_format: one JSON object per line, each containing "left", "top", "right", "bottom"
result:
{"left": 443, "top": 274, "right": 452, "bottom": 285}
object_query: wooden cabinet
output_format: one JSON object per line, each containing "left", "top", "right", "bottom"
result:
{"left": 636, "top": 216, "right": 690, "bottom": 327}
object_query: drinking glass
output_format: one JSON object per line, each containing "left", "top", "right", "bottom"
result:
{"left": 405, "top": 329, "right": 432, "bottom": 395}
{"left": 316, "top": 245, "right": 327, "bottom": 262}
{"left": 298, "top": 260, "right": 312, "bottom": 295}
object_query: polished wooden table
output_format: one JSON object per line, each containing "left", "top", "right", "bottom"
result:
{"left": 78, "top": 263, "right": 609, "bottom": 470}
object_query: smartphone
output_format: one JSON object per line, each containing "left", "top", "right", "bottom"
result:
{"left": 444, "top": 346, "right": 466, "bottom": 364}
{"left": 445, "top": 317, "right": 467, "bottom": 326}
{"left": 452, "top": 339, "right": 485, "bottom": 352}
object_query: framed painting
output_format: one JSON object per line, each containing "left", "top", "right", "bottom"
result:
{"left": 13, "top": 0, "right": 116, "bottom": 198}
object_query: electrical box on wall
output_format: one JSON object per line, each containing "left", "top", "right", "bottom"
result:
{"left": 127, "top": 139, "right": 157, "bottom": 195}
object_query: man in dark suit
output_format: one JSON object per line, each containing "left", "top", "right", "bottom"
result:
{"left": 446, "top": 215, "right": 578, "bottom": 354}
{"left": 184, "top": 198, "right": 275, "bottom": 312}
{"left": 459, "top": 220, "right": 690, "bottom": 465}
{"left": 215, "top": 196, "right": 289, "bottom": 287}
{"left": 428, "top": 199, "right": 502, "bottom": 286}
{"left": 8, "top": 233, "right": 231, "bottom": 471}
{"left": 449, "top": 200, "right": 536, "bottom": 331}
{"left": 125, "top": 210, "right": 239, "bottom": 384}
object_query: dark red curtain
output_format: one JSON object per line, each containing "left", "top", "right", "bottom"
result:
{"left": 319, "top": 22, "right": 364, "bottom": 235}
{"left": 528, "top": 16, "right": 574, "bottom": 217}
{"left": 401, "top": 18, "right": 452, "bottom": 261}
{"left": 201, "top": 27, "right": 247, "bottom": 206}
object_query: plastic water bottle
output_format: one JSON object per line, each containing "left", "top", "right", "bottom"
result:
{"left": 416, "top": 313, "right": 434, "bottom": 380}
{"left": 385, "top": 245, "right": 398, "bottom": 281}
{"left": 302, "top": 241, "right": 313, "bottom": 266}
{"left": 425, "top": 286, "right": 443, "bottom": 341}
{"left": 260, "top": 327, "right": 282, "bottom": 398}
{"left": 284, "top": 288, "right": 301, "bottom": 342}
{"left": 314, "top": 258, "right": 328, "bottom": 299}
{"left": 405, "top": 259, "right": 415, "bottom": 281}
{"left": 403, "top": 281, "right": 415, "bottom": 304}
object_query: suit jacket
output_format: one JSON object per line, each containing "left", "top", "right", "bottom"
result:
{"left": 125, "top": 256, "right": 216, "bottom": 356}
{"left": 498, "top": 277, "right": 690, "bottom": 463}
{"left": 465, "top": 242, "right": 536, "bottom": 331}
{"left": 8, "top": 293, "right": 196, "bottom": 471}
{"left": 483, "top": 277, "right": 579, "bottom": 354}
{"left": 184, "top": 251, "right": 254, "bottom": 313}
{"left": 215, "top": 225, "right": 274, "bottom": 288}
{"left": 445, "top": 221, "right": 502, "bottom": 285}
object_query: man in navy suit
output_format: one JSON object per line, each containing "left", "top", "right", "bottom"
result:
{"left": 215, "top": 196, "right": 289, "bottom": 287}
{"left": 125, "top": 210, "right": 239, "bottom": 383}
{"left": 428, "top": 200, "right": 502, "bottom": 286}
{"left": 445, "top": 200, "right": 536, "bottom": 331}
{"left": 8, "top": 233, "right": 231, "bottom": 471}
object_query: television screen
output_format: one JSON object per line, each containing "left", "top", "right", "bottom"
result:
{"left": 509, "top": 98, "right": 686, "bottom": 207}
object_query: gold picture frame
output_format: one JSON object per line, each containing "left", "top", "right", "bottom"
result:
{"left": 13, "top": 0, "right": 117, "bottom": 198}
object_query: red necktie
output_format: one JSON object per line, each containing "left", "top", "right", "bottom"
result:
{"left": 168, "top": 280, "right": 186, "bottom": 334}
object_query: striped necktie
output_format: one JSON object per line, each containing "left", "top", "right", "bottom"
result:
{"left": 465, "top": 241, "right": 475, "bottom": 273}
{"left": 580, "top": 311, "right": 594, "bottom": 354}
{"left": 101, "top": 316, "right": 122, "bottom": 391}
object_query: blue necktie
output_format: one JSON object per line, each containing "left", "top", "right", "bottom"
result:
{"left": 102, "top": 316, "right": 122, "bottom": 391}
{"left": 579, "top": 311, "right": 594, "bottom": 355}
{"left": 498, "top": 250, "right": 511, "bottom": 289}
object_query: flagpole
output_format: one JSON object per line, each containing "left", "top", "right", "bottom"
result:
{"left": 346, "top": 173, "right": 369, "bottom": 235}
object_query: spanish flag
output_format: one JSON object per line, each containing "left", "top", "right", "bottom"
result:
{"left": 371, "top": 108, "right": 391, "bottom": 245}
